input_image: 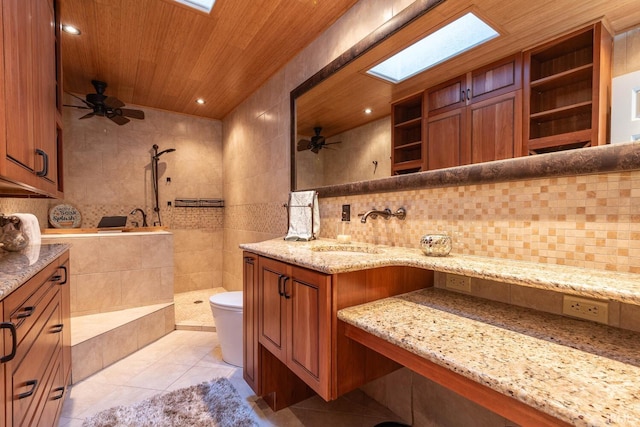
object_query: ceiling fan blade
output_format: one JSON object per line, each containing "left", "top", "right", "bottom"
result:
{"left": 79, "top": 112, "right": 95, "bottom": 119}
{"left": 120, "top": 108, "right": 145, "bottom": 120}
{"left": 104, "top": 96, "right": 125, "bottom": 109}
{"left": 65, "top": 91, "right": 94, "bottom": 108}
{"left": 297, "top": 139, "right": 312, "bottom": 151}
{"left": 108, "top": 114, "right": 130, "bottom": 125}
{"left": 311, "top": 146, "right": 320, "bottom": 154}
{"left": 63, "top": 104, "right": 92, "bottom": 110}
{"left": 324, "top": 140, "right": 342, "bottom": 145}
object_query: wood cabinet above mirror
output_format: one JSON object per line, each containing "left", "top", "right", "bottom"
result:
{"left": 291, "top": 0, "right": 640, "bottom": 194}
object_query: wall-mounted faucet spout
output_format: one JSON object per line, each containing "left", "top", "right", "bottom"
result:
{"left": 358, "top": 207, "right": 406, "bottom": 223}
{"left": 130, "top": 208, "right": 148, "bottom": 227}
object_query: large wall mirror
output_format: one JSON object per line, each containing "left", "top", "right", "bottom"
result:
{"left": 291, "top": 0, "right": 640, "bottom": 197}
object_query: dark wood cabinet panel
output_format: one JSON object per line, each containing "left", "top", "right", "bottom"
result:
{"left": 426, "top": 109, "right": 468, "bottom": 170}
{"left": 470, "top": 90, "right": 523, "bottom": 162}
{"left": 258, "top": 258, "right": 286, "bottom": 359}
{"left": 242, "top": 253, "right": 260, "bottom": 393}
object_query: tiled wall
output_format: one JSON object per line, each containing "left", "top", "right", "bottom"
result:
{"left": 42, "top": 233, "right": 174, "bottom": 316}
{"left": 296, "top": 117, "right": 391, "bottom": 189}
{"left": 319, "top": 171, "right": 640, "bottom": 273}
{"left": 1, "top": 99, "right": 225, "bottom": 294}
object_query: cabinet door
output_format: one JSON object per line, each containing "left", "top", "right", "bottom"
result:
{"left": 258, "top": 257, "right": 287, "bottom": 361}
{"left": 242, "top": 253, "right": 260, "bottom": 393}
{"left": 57, "top": 257, "right": 71, "bottom": 388}
{"left": 426, "top": 108, "right": 469, "bottom": 170}
{"left": 32, "top": 0, "right": 58, "bottom": 192}
{"left": 2, "top": 0, "right": 37, "bottom": 180}
{"left": 426, "top": 75, "right": 465, "bottom": 116}
{"left": 470, "top": 90, "right": 523, "bottom": 162}
{"left": 286, "top": 265, "right": 331, "bottom": 400}
{"left": 470, "top": 54, "right": 522, "bottom": 104}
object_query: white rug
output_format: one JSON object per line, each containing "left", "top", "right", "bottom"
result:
{"left": 82, "top": 378, "right": 257, "bottom": 427}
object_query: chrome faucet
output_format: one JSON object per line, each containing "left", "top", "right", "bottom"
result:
{"left": 359, "top": 207, "right": 406, "bottom": 223}
{"left": 130, "top": 208, "right": 148, "bottom": 227}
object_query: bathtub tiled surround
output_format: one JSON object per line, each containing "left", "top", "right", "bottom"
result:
{"left": 42, "top": 231, "right": 176, "bottom": 382}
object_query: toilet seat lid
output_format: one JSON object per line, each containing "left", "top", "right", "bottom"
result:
{"left": 209, "top": 291, "right": 243, "bottom": 309}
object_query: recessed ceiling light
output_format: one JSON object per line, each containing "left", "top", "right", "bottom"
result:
{"left": 364, "top": 108, "right": 373, "bottom": 114}
{"left": 195, "top": 98, "right": 206, "bottom": 105}
{"left": 174, "top": 0, "right": 216, "bottom": 13}
{"left": 367, "top": 12, "right": 499, "bottom": 84}
{"left": 62, "top": 24, "right": 81, "bottom": 35}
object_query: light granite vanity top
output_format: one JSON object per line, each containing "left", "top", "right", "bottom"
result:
{"left": 0, "top": 243, "right": 70, "bottom": 299}
{"left": 338, "top": 288, "right": 640, "bottom": 427}
{"left": 240, "top": 238, "right": 640, "bottom": 306}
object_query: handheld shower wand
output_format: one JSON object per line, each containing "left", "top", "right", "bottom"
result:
{"left": 151, "top": 144, "right": 176, "bottom": 226}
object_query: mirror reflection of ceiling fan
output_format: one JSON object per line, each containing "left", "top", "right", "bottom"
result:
{"left": 297, "top": 127, "right": 341, "bottom": 154}
{"left": 63, "top": 80, "right": 145, "bottom": 125}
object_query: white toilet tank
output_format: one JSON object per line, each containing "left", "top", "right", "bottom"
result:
{"left": 209, "top": 291, "right": 243, "bottom": 367}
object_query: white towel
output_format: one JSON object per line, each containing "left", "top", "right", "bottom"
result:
{"left": 12, "top": 213, "right": 41, "bottom": 246}
{"left": 285, "top": 191, "right": 320, "bottom": 241}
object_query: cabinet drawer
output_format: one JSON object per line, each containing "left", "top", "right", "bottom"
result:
{"left": 4, "top": 260, "right": 62, "bottom": 349}
{"left": 10, "top": 293, "right": 62, "bottom": 427}
{"left": 35, "top": 348, "right": 65, "bottom": 427}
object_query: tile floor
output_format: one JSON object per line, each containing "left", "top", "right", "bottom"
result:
{"left": 59, "top": 330, "right": 405, "bottom": 426}
{"left": 174, "top": 287, "right": 226, "bottom": 331}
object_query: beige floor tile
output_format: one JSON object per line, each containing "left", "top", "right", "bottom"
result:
{"left": 174, "top": 287, "right": 225, "bottom": 329}
{"left": 60, "top": 330, "right": 403, "bottom": 426}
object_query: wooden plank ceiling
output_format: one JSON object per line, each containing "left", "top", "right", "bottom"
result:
{"left": 60, "top": 0, "right": 359, "bottom": 119}
{"left": 296, "top": 0, "right": 640, "bottom": 138}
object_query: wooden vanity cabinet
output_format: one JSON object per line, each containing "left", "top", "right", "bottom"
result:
{"left": 244, "top": 252, "right": 433, "bottom": 410}
{"left": 2, "top": 250, "right": 71, "bottom": 427}
{"left": 258, "top": 256, "right": 331, "bottom": 400}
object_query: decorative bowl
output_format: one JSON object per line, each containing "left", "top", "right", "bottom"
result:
{"left": 420, "top": 234, "right": 451, "bottom": 257}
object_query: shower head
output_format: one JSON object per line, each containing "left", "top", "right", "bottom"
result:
{"left": 152, "top": 146, "right": 176, "bottom": 159}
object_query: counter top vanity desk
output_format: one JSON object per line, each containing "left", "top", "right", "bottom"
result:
{"left": 0, "top": 244, "right": 72, "bottom": 427}
{"left": 241, "top": 238, "right": 640, "bottom": 427}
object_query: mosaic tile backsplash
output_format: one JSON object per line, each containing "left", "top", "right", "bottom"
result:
{"left": 319, "top": 170, "right": 640, "bottom": 274}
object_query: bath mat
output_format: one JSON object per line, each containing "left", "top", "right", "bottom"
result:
{"left": 81, "top": 378, "right": 257, "bottom": 427}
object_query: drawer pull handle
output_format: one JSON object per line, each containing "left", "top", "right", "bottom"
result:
{"left": 15, "top": 306, "right": 36, "bottom": 319}
{"left": 18, "top": 379, "right": 38, "bottom": 399}
{"left": 277, "top": 274, "right": 285, "bottom": 296}
{"left": 282, "top": 276, "right": 291, "bottom": 299}
{"left": 51, "top": 324, "right": 64, "bottom": 333}
{"left": 52, "top": 386, "right": 65, "bottom": 400}
{"left": 0, "top": 322, "right": 17, "bottom": 363}
{"left": 51, "top": 265, "right": 68, "bottom": 285}
{"left": 36, "top": 149, "right": 49, "bottom": 177}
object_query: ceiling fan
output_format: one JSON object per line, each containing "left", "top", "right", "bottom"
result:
{"left": 64, "top": 80, "right": 145, "bottom": 125}
{"left": 297, "top": 127, "right": 341, "bottom": 154}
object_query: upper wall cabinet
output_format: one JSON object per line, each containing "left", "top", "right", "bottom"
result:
{"left": 0, "top": 0, "right": 63, "bottom": 197}
{"left": 523, "top": 22, "right": 612, "bottom": 154}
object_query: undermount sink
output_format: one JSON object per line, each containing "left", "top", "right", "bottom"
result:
{"left": 311, "top": 244, "right": 382, "bottom": 255}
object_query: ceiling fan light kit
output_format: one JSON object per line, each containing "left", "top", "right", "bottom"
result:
{"left": 63, "top": 80, "right": 145, "bottom": 125}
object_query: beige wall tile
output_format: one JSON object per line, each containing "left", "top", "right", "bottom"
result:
{"left": 102, "top": 322, "right": 139, "bottom": 367}
{"left": 620, "top": 303, "right": 640, "bottom": 333}
{"left": 137, "top": 309, "right": 169, "bottom": 348}
{"left": 120, "top": 268, "right": 170, "bottom": 307}
{"left": 99, "top": 236, "right": 143, "bottom": 272}
{"left": 510, "top": 286, "right": 563, "bottom": 315}
{"left": 72, "top": 337, "right": 104, "bottom": 383}
{"left": 73, "top": 271, "right": 122, "bottom": 314}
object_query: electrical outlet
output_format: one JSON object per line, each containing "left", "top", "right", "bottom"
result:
{"left": 562, "top": 295, "right": 609, "bottom": 324}
{"left": 445, "top": 274, "right": 471, "bottom": 292}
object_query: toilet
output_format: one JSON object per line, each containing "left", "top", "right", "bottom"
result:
{"left": 209, "top": 291, "right": 243, "bottom": 367}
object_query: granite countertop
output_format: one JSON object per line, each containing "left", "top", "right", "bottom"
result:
{"left": 0, "top": 243, "right": 70, "bottom": 299}
{"left": 240, "top": 238, "right": 640, "bottom": 306}
{"left": 338, "top": 288, "right": 640, "bottom": 427}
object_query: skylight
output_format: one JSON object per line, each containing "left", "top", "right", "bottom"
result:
{"left": 174, "top": 0, "right": 216, "bottom": 13}
{"left": 367, "top": 13, "right": 499, "bottom": 84}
